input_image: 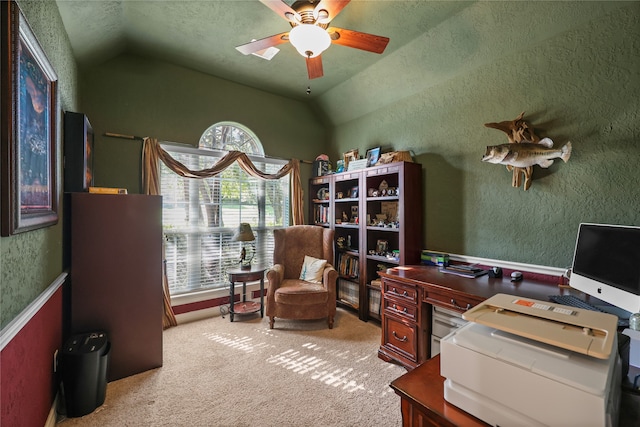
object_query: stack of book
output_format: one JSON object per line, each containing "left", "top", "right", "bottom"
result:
{"left": 439, "top": 264, "right": 488, "bottom": 278}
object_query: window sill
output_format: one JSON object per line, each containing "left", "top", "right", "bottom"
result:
{"left": 172, "top": 280, "right": 264, "bottom": 307}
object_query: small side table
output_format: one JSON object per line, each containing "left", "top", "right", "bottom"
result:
{"left": 227, "top": 266, "right": 266, "bottom": 322}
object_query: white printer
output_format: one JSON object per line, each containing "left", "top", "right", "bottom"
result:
{"left": 440, "top": 294, "right": 622, "bottom": 427}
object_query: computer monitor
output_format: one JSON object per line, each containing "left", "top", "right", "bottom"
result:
{"left": 569, "top": 223, "right": 640, "bottom": 315}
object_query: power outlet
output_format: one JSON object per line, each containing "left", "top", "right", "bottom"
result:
{"left": 53, "top": 349, "right": 58, "bottom": 373}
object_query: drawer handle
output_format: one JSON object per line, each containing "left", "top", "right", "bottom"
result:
{"left": 392, "top": 331, "right": 408, "bottom": 342}
{"left": 392, "top": 304, "right": 408, "bottom": 313}
{"left": 392, "top": 288, "right": 409, "bottom": 297}
{"left": 450, "top": 299, "right": 473, "bottom": 311}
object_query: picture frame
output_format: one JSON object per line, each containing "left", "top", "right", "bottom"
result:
{"left": 366, "top": 147, "right": 381, "bottom": 167}
{"left": 350, "top": 205, "right": 359, "bottom": 223}
{"left": 1, "top": 1, "right": 59, "bottom": 236}
{"left": 343, "top": 149, "right": 359, "bottom": 170}
{"left": 64, "top": 112, "right": 94, "bottom": 192}
{"left": 349, "top": 186, "right": 358, "bottom": 199}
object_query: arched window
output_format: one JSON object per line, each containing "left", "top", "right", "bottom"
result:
{"left": 198, "top": 121, "right": 264, "bottom": 155}
{"left": 160, "top": 123, "right": 289, "bottom": 295}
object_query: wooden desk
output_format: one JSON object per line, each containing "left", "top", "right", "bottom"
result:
{"left": 391, "top": 355, "right": 640, "bottom": 427}
{"left": 378, "top": 265, "right": 577, "bottom": 369}
{"left": 390, "top": 355, "right": 488, "bottom": 427}
{"left": 384, "top": 266, "right": 640, "bottom": 427}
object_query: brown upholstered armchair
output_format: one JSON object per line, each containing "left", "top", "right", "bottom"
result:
{"left": 266, "top": 225, "right": 338, "bottom": 329}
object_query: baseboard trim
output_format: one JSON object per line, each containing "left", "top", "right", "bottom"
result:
{"left": 45, "top": 393, "right": 59, "bottom": 427}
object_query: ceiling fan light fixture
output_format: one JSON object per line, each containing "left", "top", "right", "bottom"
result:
{"left": 289, "top": 24, "right": 331, "bottom": 58}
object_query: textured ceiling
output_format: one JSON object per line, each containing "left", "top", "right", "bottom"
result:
{"left": 55, "top": 0, "right": 473, "bottom": 101}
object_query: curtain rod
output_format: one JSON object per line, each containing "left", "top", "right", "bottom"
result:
{"left": 104, "top": 132, "right": 144, "bottom": 141}
{"left": 103, "top": 132, "right": 313, "bottom": 164}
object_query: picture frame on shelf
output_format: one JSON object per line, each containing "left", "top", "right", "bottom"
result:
{"left": 343, "top": 149, "right": 359, "bottom": 170}
{"left": 64, "top": 111, "right": 94, "bottom": 193}
{"left": 1, "top": 1, "right": 59, "bottom": 236}
{"left": 381, "top": 201, "right": 398, "bottom": 223}
{"left": 366, "top": 147, "right": 381, "bottom": 167}
{"left": 350, "top": 205, "right": 358, "bottom": 222}
{"left": 376, "top": 239, "right": 389, "bottom": 254}
{"left": 349, "top": 186, "right": 358, "bottom": 198}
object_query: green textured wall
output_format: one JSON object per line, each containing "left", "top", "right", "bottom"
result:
{"left": 79, "top": 54, "right": 326, "bottom": 194}
{"left": 320, "top": 1, "right": 640, "bottom": 269}
{"left": 3, "top": 1, "right": 639, "bottom": 330}
{"left": 1, "top": 0, "right": 78, "bottom": 329}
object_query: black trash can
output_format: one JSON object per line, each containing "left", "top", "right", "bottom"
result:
{"left": 60, "top": 331, "right": 110, "bottom": 417}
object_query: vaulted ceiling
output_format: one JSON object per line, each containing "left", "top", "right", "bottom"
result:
{"left": 55, "top": 0, "right": 472, "bottom": 101}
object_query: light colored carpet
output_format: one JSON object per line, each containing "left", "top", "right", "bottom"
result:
{"left": 57, "top": 309, "right": 406, "bottom": 426}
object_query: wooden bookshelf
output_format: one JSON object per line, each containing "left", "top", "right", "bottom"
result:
{"left": 308, "top": 161, "right": 423, "bottom": 321}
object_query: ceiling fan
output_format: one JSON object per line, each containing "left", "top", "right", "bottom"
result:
{"left": 235, "top": 0, "right": 390, "bottom": 79}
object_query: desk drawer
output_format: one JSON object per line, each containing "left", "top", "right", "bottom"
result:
{"left": 432, "top": 313, "right": 466, "bottom": 339}
{"left": 384, "top": 299, "right": 417, "bottom": 321}
{"left": 383, "top": 280, "right": 418, "bottom": 304}
{"left": 423, "top": 290, "right": 481, "bottom": 313}
{"left": 383, "top": 316, "right": 418, "bottom": 362}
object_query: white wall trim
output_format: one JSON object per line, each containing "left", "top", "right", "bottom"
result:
{"left": 447, "top": 253, "right": 566, "bottom": 277}
{"left": 0, "top": 272, "right": 68, "bottom": 352}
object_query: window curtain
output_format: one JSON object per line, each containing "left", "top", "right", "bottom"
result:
{"left": 141, "top": 137, "right": 305, "bottom": 328}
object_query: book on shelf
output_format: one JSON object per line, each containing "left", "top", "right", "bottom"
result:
{"left": 89, "top": 186, "right": 128, "bottom": 194}
{"left": 313, "top": 205, "right": 329, "bottom": 224}
{"left": 337, "top": 252, "right": 359, "bottom": 278}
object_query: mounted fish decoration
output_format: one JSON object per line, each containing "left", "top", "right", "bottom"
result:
{"left": 483, "top": 112, "right": 571, "bottom": 191}
{"left": 482, "top": 138, "right": 572, "bottom": 168}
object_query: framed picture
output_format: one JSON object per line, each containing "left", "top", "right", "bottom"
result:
{"left": 376, "top": 239, "right": 389, "bottom": 254}
{"left": 350, "top": 205, "right": 358, "bottom": 222}
{"left": 1, "top": 1, "right": 59, "bottom": 236}
{"left": 64, "top": 112, "right": 94, "bottom": 192}
{"left": 343, "top": 149, "right": 359, "bottom": 170}
{"left": 366, "top": 147, "right": 381, "bottom": 167}
{"left": 349, "top": 186, "right": 358, "bottom": 198}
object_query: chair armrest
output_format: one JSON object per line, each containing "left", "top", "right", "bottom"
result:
{"left": 266, "top": 264, "right": 284, "bottom": 299}
{"left": 322, "top": 264, "right": 338, "bottom": 302}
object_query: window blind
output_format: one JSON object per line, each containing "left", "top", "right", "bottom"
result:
{"left": 160, "top": 145, "right": 290, "bottom": 295}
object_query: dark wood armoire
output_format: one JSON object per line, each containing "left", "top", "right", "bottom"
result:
{"left": 70, "top": 193, "right": 163, "bottom": 381}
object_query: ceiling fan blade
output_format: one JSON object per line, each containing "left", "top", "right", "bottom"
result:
{"left": 306, "top": 55, "right": 324, "bottom": 79}
{"left": 235, "top": 32, "right": 290, "bottom": 55}
{"left": 314, "top": 0, "right": 350, "bottom": 23}
{"left": 259, "top": 0, "right": 301, "bottom": 23}
{"left": 328, "top": 27, "right": 390, "bottom": 54}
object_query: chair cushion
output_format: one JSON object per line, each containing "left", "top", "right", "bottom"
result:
{"left": 299, "top": 255, "right": 326, "bottom": 283}
{"left": 274, "top": 279, "right": 328, "bottom": 305}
